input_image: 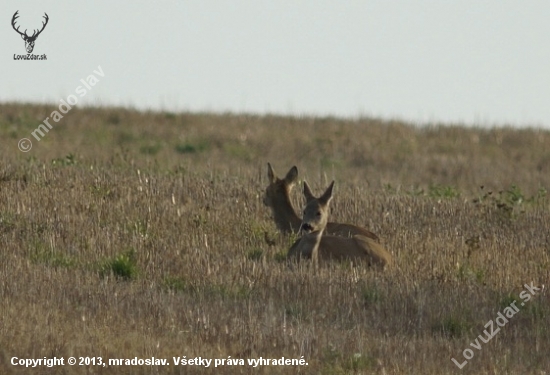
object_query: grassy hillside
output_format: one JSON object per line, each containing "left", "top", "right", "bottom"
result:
{"left": 0, "top": 102, "right": 549, "bottom": 374}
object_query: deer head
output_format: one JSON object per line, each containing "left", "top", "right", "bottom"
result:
{"left": 12, "top": 11, "right": 49, "bottom": 53}
{"left": 300, "top": 181, "right": 334, "bottom": 234}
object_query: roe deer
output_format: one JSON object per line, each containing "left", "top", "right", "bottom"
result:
{"left": 263, "top": 163, "right": 379, "bottom": 241}
{"left": 287, "top": 181, "right": 392, "bottom": 268}
{"left": 263, "top": 163, "right": 302, "bottom": 233}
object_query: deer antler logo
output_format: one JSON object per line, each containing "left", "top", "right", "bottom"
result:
{"left": 12, "top": 11, "right": 49, "bottom": 53}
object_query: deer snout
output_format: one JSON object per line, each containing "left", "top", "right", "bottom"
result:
{"left": 300, "top": 223, "right": 314, "bottom": 234}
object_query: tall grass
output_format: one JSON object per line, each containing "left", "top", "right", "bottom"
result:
{"left": 0, "top": 103, "right": 549, "bottom": 374}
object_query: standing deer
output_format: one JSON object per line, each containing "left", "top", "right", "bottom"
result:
{"left": 12, "top": 11, "right": 49, "bottom": 53}
{"left": 287, "top": 181, "right": 392, "bottom": 268}
{"left": 263, "top": 163, "right": 380, "bottom": 241}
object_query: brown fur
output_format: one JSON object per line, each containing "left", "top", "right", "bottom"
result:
{"left": 263, "top": 163, "right": 302, "bottom": 233}
{"left": 288, "top": 181, "right": 392, "bottom": 269}
{"left": 263, "top": 163, "right": 380, "bottom": 241}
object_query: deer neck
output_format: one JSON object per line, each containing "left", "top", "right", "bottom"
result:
{"left": 309, "top": 228, "right": 324, "bottom": 264}
{"left": 271, "top": 191, "right": 302, "bottom": 233}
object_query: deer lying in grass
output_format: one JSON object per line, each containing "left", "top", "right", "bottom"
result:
{"left": 287, "top": 181, "right": 393, "bottom": 268}
{"left": 263, "top": 163, "right": 379, "bottom": 241}
{"left": 263, "top": 163, "right": 302, "bottom": 234}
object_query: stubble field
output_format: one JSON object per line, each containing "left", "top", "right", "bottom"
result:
{"left": 0, "top": 103, "right": 549, "bottom": 374}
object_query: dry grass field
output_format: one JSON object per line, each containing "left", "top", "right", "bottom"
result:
{"left": 0, "top": 102, "right": 549, "bottom": 374}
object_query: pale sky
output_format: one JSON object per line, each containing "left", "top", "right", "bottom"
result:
{"left": 2, "top": 1, "right": 550, "bottom": 128}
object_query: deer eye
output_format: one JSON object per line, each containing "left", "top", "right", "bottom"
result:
{"left": 316, "top": 211, "right": 321, "bottom": 216}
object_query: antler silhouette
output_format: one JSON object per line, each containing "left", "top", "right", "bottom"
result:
{"left": 11, "top": 11, "right": 49, "bottom": 53}
{"left": 11, "top": 11, "right": 26, "bottom": 38}
{"left": 31, "top": 13, "right": 49, "bottom": 40}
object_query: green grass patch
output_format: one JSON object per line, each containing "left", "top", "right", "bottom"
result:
{"left": 99, "top": 249, "right": 139, "bottom": 280}
{"left": 139, "top": 143, "right": 162, "bottom": 155}
{"left": 273, "top": 250, "right": 288, "bottom": 263}
{"left": 246, "top": 249, "right": 263, "bottom": 261}
{"left": 51, "top": 153, "right": 78, "bottom": 166}
{"left": 0, "top": 212, "right": 16, "bottom": 233}
{"left": 428, "top": 184, "right": 460, "bottom": 199}
{"left": 163, "top": 276, "right": 188, "bottom": 293}
{"left": 174, "top": 141, "right": 209, "bottom": 154}
{"left": 223, "top": 142, "right": 253, "bottom": 161}
{"left": 30, "top": 240, "right": 76, "bottom": 269}
{"left": 361, "top": 285, "right": 384, "bottom": 305}
{"left": 456, "top": 263, "right": 485, "bottom": 284}
{"left": 433, "top": 316, "right": 472, "bottom": 338}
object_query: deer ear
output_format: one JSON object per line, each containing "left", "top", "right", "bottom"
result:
{"left": 303, "top": 181, "right": 315, "bottom": 203}
{"left": 21, "top": 34, "right": 26, "bottom": 40}
{"left": 319, "top": 181, "right": 334, "bottom": 205}
{"left": 267, "top": 163, "right": 276, "bottom": 183}
{"left": 284, "top": 166, "right": 298, "bottom": 185}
